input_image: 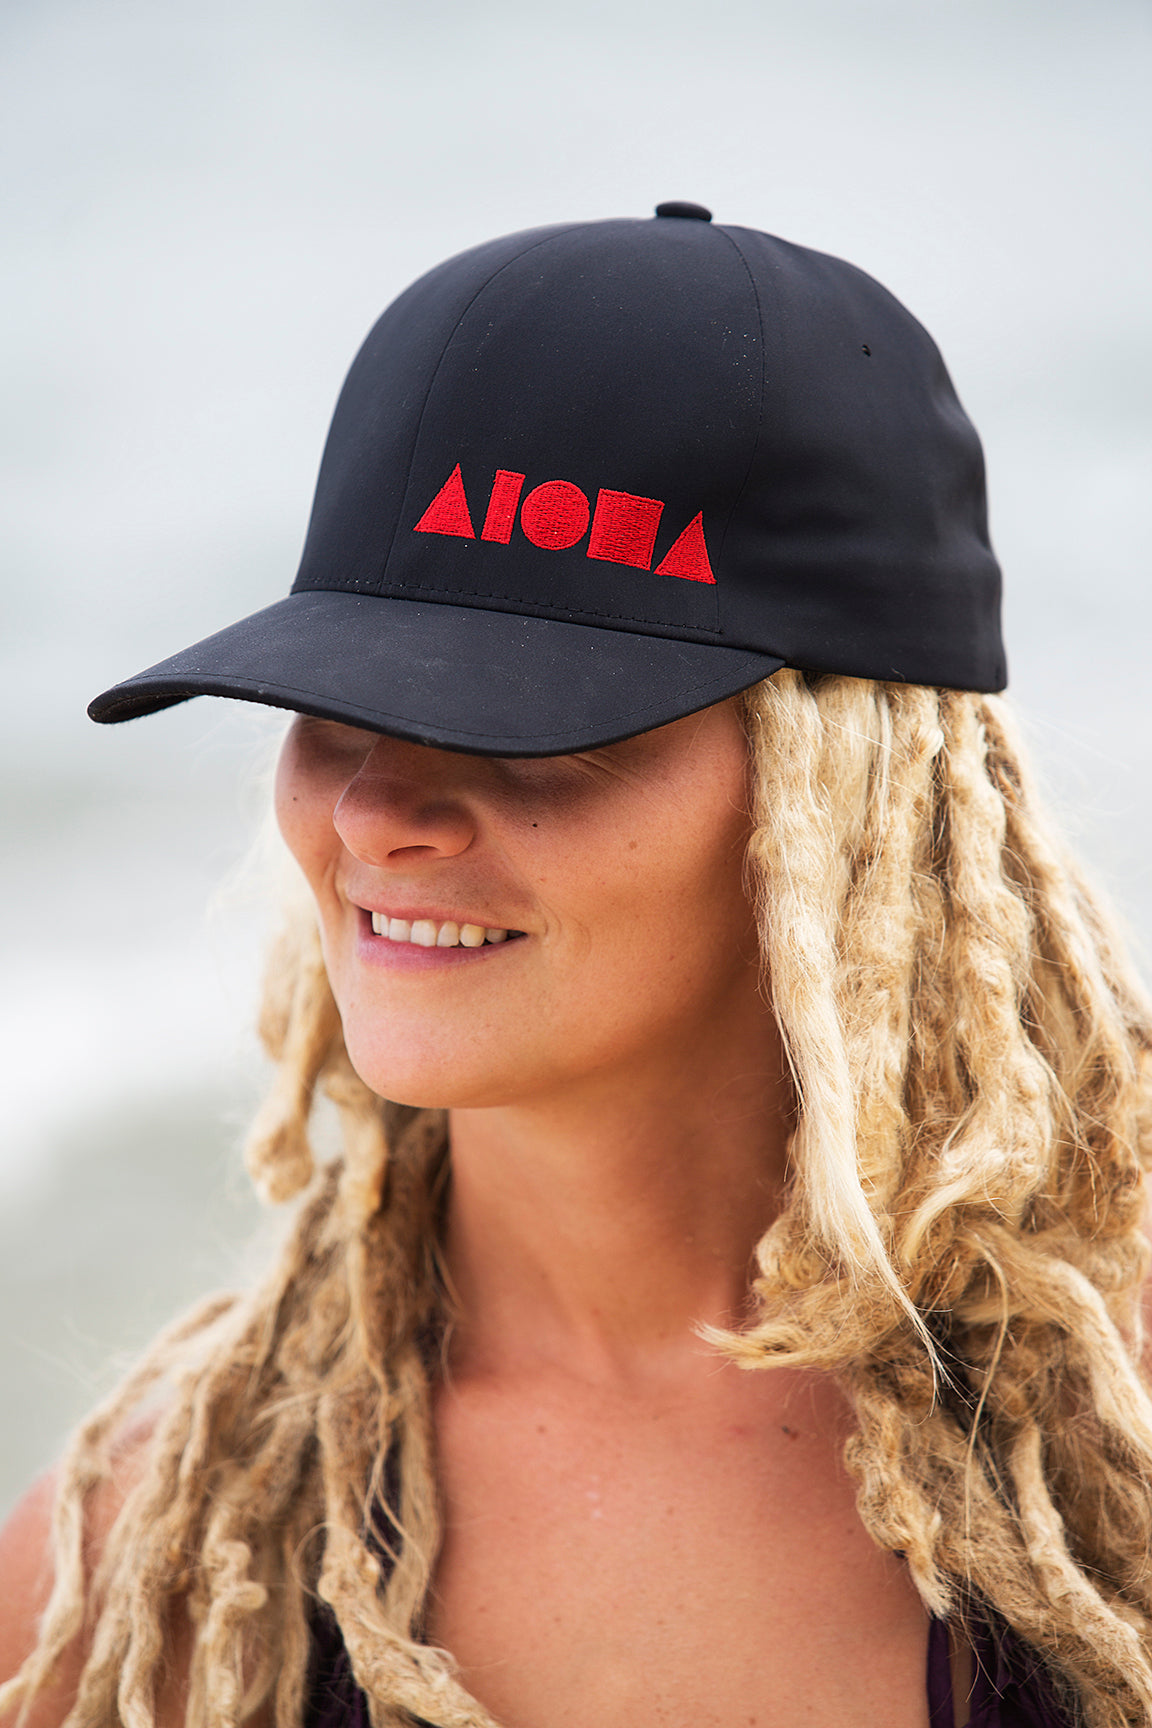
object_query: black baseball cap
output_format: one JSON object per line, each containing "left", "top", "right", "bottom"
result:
{"left": 89, "top": 203, "right": 1005, "bottom": 755}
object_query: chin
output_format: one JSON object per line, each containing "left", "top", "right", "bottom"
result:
{"left": 340, "top": 1029, "right": 499, "bottom": 1113}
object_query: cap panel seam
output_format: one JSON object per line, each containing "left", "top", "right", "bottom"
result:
{"left": 706, "top": 226, "right": 769, "bottom": 575}
{"left": 377, "top": 225, "right": 604, "bottom": 590}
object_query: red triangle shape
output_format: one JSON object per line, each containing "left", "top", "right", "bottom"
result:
{"left": 414, "top": 463, "right": 476, "bottom": 538}
{"left": 653, "top": 511, "right": 715, "bottom": 584}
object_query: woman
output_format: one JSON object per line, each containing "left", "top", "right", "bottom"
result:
{"left": 3, "top": 204, "right": 1151, "bottom": 1728}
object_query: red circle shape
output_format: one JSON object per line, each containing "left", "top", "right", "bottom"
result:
{"left": 519, "top": 481, "right": 590, "bottom": 550}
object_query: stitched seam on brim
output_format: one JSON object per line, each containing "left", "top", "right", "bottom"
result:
{"left": 306, "top": 583, "right": 726, "bottom": 636}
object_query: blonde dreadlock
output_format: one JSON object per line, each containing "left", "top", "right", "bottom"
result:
{"left": 5, "top": 672, "right": 1152, "bottom": 1728}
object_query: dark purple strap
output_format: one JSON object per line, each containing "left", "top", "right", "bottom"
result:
{"left": 927, "top": 1611, "right": 1073, "bottom": 1728}
{"left": 307, "top": 1608, "right": 371, "bottom": 1728}
{"left": 967, "top": 1616, "right": 1072, "bottom": 1728}
{"left": 927, "top": 1615, "right": 957, "bottom": 1727}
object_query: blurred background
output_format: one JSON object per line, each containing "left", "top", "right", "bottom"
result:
{"left": 2, "top": 0, "right": 1150, "bottom": 1513}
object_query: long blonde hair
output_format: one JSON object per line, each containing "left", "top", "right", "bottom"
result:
{"left": 5, "top": 673, "right": 1152, "bottom": 1728}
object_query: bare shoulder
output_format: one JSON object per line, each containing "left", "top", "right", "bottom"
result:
{"left": 0, "top": 1470, "right": 65, "bottom": 1713}
{"left": 0, "top": 1464, "right": 99, "bottom": 1728}
{"left": 0, "top": 1419, "right": 177, "bottom": 1728}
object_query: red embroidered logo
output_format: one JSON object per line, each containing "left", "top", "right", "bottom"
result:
{"left": 414, "top": 465, "right": 716, "bottom": 585}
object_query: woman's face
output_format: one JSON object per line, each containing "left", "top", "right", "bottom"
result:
{"left": 274, "top": 699, "right": 765, "bottom": 1111}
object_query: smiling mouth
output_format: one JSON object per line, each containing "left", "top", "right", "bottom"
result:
{"left": 369, "top": 913, "right": 525, "bottom": 949}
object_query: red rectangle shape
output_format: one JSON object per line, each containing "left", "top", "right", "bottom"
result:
{"left": 587, "top": 489, "right": 664, "bottom": 569}
{"left": 481, "top": 469, "right": 526, "bottom": 543}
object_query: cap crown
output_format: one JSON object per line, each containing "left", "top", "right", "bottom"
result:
{"left": 293, "top": 215, "right": 1004, "bottom": 691}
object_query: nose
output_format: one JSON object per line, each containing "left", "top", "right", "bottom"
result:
{"left": 333, "top": 736, "right": 479, "bottom": 866}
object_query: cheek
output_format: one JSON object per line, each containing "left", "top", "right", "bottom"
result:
{"left": 658, "top": 819, "right": 756, "bottom": 993}
{"left": 574, "top": 811, "right": 754, "bottom": 1009}
{"left": 273, "top": 743, "right": 340, "bottom": 896}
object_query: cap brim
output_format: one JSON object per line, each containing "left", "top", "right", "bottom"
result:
{"left": 88, "top": 591, "right": 785, "bottom": 756}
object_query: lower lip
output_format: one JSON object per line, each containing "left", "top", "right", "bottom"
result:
{"left": 356, "top": 914, "right": 526, "bottom": 972}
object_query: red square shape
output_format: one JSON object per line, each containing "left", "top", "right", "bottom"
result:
{"left": 587, "top": 489, "right": 664, "bottom": 570}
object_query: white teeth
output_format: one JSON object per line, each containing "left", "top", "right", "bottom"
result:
{"left": 369, "top": 912, "right": 514, "bottom": 948}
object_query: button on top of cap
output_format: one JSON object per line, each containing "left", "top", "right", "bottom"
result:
{"left": 654, "top": 201, "right": 712, "bottom": 221}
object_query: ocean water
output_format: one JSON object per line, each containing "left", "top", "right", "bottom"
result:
{"left": 1, "top": 0, "right": 1150, "bottom": 1512}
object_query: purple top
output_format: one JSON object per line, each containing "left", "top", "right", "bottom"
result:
{"left": 307, "top": 1607, "right": 1072, "bottom": 1727}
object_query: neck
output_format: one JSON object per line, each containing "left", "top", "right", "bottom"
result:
{"left": 441, "top": 1021, "right": 793, "bottom": 1387}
